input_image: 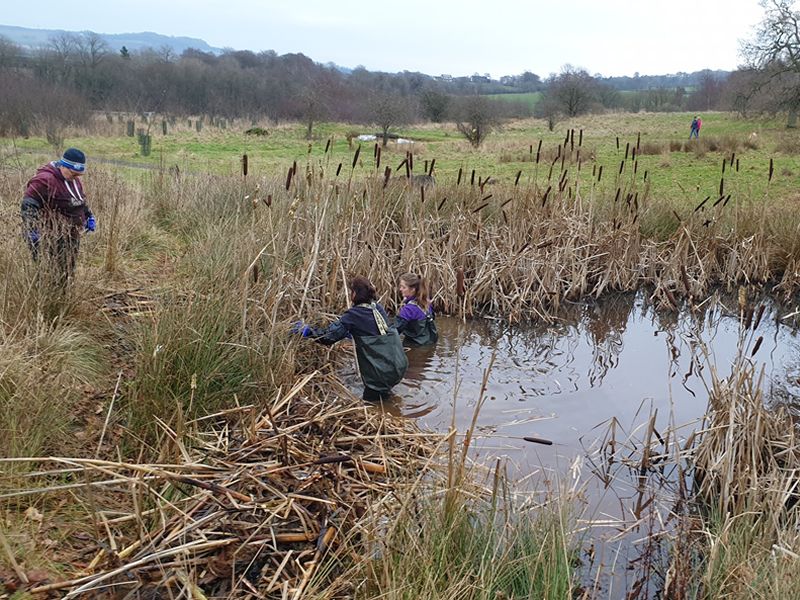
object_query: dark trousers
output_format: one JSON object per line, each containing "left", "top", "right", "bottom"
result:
{"left": 21, "top": 199, "right": 81, "bottom": 287}
{"left": 363, "top": 387, "right": 392, "bottom": 402}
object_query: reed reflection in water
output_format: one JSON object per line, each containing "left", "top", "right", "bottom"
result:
{"left": 338, "top": 291, "right": 800, "bottom": 470}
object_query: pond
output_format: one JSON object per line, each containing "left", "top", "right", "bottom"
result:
{"left": 338, "top": 290, "right": 800, "bottom": 595}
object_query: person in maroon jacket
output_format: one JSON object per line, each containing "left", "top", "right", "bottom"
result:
{"left": 21, "top": 148, "right": 96, "bottom": 285}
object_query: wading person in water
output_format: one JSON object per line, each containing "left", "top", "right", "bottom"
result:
{"left": 21, "top": 148, "right": 96, "bottom": 287}
{"left": 396, "top": 272, "right": 438, "bottom": 346}
{"left": 293, "top": 276, "right": 408, "bottom": 401}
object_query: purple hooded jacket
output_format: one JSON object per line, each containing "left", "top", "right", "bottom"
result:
{"left": 24, "top": 162, "right": 92, "bottom": 227}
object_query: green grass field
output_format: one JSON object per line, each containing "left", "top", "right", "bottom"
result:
{"left": 486, "top": 91, "right": 542, "bottom": 111}
{"left": 4, "top": 111, "right": 797, "bottom": 210}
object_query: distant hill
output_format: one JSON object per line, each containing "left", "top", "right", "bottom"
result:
{"left": 0, "top": 24, "right": 222, "bottom": 55}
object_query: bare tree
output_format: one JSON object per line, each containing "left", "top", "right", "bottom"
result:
{"left": 419, "top": 87, "right": 450, "bottom": 122}
{"left": 43, "top": 33, "right": 80, "bottom": 85}
{"left": 686, "top": 70, "right": 726, "bottom": 111}
{"left": 534, "top": 94, "right": 562, "bottom": 131}
{"left": 542, "top": 66, "right": 600, "bottom": 117}
{"left": 74, "top": 32, "right": 111, "bottom": 105}
{"left": 741, "top": 0, "right": 800, "bottom": 127}
{"left": 0, "top": 35, "right": 21, "bottom": 71}
{"left": 455, "top": 95, "right": 500, "bottom": 147}
{"left": 368, "top": 92, "right": 411, "bottom": 146}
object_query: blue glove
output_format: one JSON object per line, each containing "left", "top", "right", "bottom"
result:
{"left": 290, "top": 321, "right": 314, "bottom": 337}
{"left": 27, "top": 229, "right": 40, "bottom": 244}
{"left": 85, "top": 214, "right": 97, "bottom": 232}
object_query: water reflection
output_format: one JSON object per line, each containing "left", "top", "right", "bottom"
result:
{"left": 338, "top": 291, "right": 800, "bottom": 447}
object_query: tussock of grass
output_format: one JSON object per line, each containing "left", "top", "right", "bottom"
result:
{"left": 0, "top": 319, "right": 103, "bottom": 462}
{"left": 349, "top": 487, "right": 577, "bottom": 600}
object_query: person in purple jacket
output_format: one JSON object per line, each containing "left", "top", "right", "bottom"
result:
{"left": 396, "top": 272, "right": 438, "bottom": 346}
{"left": 21, "top": 147, "right": 96, "bottom": 285}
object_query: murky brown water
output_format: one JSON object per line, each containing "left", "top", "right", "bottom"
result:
{"left": 342, "top": 291, "right": 799, "bottom": 459}
{"left": 338, "top": 290, "right": 800, "bottom": 596}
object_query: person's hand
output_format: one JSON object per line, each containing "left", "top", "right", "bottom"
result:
{"left": 85, "top": 214, "right": 97, "bottom": 232}
{"left": 27, "top": 229, "right": 40, "bottom": 244}
{"left": 290, "top": 321, "right": 314, "bottom": 337}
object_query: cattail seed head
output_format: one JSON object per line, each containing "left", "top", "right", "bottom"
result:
{"left": 694, "top": 196, "right": 710, "bottom": 212}
{"left": 754, "top": 304, "right": 766, "bottom": 329}
{"left": 456, "top": 268, "right": 465, "bottom": 296}
{"left": 285, "top": 166, "right": 293, "bottom": 190}
{"left": 751, "top": 335, "right": 764, "bottom": 356}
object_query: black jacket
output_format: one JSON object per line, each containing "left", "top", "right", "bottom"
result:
{"left": 312, "top": 303, "right": 408, "bottom": 393}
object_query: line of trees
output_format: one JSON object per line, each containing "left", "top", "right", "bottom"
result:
{"left": 0, "top": 34, "right": 534, "bottom": 143}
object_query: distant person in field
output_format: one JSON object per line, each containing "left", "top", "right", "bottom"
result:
{"left": 689, "top": 116, "right": 699, "bottom": 139}
{"left": 395, "top": 272, "right": 438, "bottom": 346}
{"left": 696, "top": 116, "right": 702, "bottom": 137}
{"left": 21, "top": 148, "right": 96, "bottom": 286}
{"left": 292, "top": 276, "right": 408, "bottom": 401}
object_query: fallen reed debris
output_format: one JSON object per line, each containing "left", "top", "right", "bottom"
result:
{"left": 1, "top": 373, "right": 438, "bottom": 598}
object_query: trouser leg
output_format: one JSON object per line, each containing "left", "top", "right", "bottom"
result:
{"left": 20, "top": 198, "right": 41, "bottom": 261}
{"left": 53, "top": 229, "right": 81, "bottom": 286}
{"left": 363, "top": 387, "right": 390, "bottom": 402}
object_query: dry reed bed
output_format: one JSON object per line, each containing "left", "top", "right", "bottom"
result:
{"left": 692, "top": 307, "right": 800, "bottom": 519}
{"left": 1, "top": 372, "right": 438, "bottom": 598}
{"left": 582, "top": 301, "right": 800, "bottom": 598}
{"left": 230, "top": 156, "right": 795, "bottom": 325}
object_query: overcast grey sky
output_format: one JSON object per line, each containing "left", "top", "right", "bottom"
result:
{"left": 6, "top": 0, "right": 765, "bottom": 77}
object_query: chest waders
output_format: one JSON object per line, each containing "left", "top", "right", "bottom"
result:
{"left": 401, "top": 300, "right": 439, "bottom": 347}
{"left": 354, "top": 303, "right": 408, "bottom": 396}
